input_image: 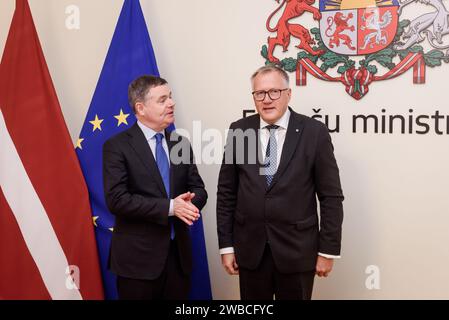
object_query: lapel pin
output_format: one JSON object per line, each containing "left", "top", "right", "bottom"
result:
{"left": 296, "top": 129, "right": 300, "bottom": 133}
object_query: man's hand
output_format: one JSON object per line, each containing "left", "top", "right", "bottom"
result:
{"left": 173, "top": 192, "right": 200, "bottom": 225}
{"left": 315, "top": 256, "right": 334, "bottom": 277}
{"left": 221, "top": 253, "right": 239, "bottom": 275}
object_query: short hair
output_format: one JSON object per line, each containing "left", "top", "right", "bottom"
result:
{"left": 250, "top": 65, "right": 290, "bottom": 87}
{"left": 128, "top": 75, "right": 168, "bottom": 113}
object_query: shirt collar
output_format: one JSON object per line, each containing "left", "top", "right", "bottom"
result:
{"left": 137, "top": 120, "right": 165, "bottom": 141}
{"left": 260, "top": 108, "right": 290, "bottom": 130}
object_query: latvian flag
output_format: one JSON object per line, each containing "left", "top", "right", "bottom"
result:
{"left": 0, "top": 0, "right": 103, "bottom": 299}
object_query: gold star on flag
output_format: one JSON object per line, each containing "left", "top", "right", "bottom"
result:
{"left": 93, "top": 216, "right": 99, "bottom": 227}
{"left": 89, "top": 115, "right": 104, "bottom": 132}
{"left": 114, "top": 109, "right": 130, "bottom": 127}
{"left": 76, "top": 138, "right": 84, "bottom": 150}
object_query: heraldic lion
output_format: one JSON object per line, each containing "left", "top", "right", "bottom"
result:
{"left": 266, "top": 0, "right": 325, "bottom": 63}
{"left": 325, "top": 12, "right": 356, "bottom": 50}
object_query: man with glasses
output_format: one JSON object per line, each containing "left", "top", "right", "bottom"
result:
{"left": 216, "top": 66, "right": 344, "bottom": 300}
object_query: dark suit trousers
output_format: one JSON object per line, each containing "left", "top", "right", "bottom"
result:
{"left": 116, "top": 240, "right": 190, "bottom": 300}
{"left": 239, "top": 244, "right": 315, "bottom": 300}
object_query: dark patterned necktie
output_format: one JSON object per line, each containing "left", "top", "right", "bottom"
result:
{"left": 264, "top": 124, "right": 279, "bottom": 186}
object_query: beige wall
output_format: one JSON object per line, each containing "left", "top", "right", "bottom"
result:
{"left": 1, "top": 0, "right": 449, "bottom": 299}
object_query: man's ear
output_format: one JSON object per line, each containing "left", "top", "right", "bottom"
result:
{"left": 287, "top": 88, "right": 292, "bottom": 101}
{"left": 135, "top": 102, "right": 144, "bottom": 116}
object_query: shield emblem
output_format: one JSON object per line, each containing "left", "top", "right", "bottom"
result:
{"left": 319, "top": 0, "right": 399, "bottom": 55}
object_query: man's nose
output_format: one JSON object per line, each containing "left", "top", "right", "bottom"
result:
{"left": 263, "top": 93, "right": 273, "bottom": 103}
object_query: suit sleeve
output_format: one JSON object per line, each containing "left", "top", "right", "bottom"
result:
{"left": 216, "top": 122, "right": 239, "bottom": 249}
{"left": 314, "top": 123, "right": 344, "bottom": 256}
{"left": 187, "top": 143, "right": 208, "bottom": 211}
{"left": 103, "top": 139, "right": 170, "bottom": 226}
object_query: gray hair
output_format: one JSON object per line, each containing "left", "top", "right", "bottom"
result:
{"left": 250, "top": 65, "right": 290, "bottom": 86}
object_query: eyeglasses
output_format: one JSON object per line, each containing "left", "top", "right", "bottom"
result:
{"left": 252, "top": 88, "right": 289, "bottom": 101}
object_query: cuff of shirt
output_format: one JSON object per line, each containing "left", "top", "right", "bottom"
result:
{"left": 318, "top": 252, "right": 341, "bottom": 259}
{"left": 168, "top": 200, "right": 174, "bottom": 216}
{"left": 219, "top": 247, "right": 235, "bottom": 255}
{"left": 219, "top": 249, "right": 340, "bottom": 258}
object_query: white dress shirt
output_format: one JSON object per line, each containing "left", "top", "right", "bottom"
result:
{"left": 219, "top": 110, "right": 340, "bottom": 259}
{"left": 137, "top": 121, "right": 174, "bottom": 216}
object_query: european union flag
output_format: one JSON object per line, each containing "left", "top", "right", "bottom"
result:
{"left": 76, "top": 0, "right": 212, "bottom": 300}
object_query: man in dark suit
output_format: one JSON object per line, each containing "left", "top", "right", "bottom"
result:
{"left": 103, "top": 75, "right": 207, "bottom": 300}
{"left": 217, "top": 66, "right": 344, "bottom": 300}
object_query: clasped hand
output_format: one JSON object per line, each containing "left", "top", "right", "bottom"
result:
{"left": 173, "top": 192, "right": 200, "bottom": 225}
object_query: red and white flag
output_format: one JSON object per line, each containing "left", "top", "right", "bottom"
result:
{"left": 0, "top": 0, "right": 104, "bottom": 299}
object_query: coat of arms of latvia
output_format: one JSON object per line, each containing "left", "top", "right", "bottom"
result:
{"left": 262, "top": 0, "right": 449, "bottom": 100}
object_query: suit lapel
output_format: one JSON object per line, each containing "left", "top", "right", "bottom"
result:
{"left": 246, "top": 115, "right": 267, "bottom": 190}
{"left": 267, "top": 109, "right": 305, "bottom": 192}
{"left": 127, "top": 123, "right": 168, "bottom": 197}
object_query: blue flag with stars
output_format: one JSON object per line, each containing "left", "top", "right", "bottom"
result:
{"left": 76, "top": 0, "right": 212, "bottom": 300}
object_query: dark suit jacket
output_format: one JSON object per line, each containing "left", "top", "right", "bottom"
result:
{"left": 103, "top": 123, "right": 207, "bottom": 280}
{"left": 217, "top": 108, "right": 344, "bottom": 273}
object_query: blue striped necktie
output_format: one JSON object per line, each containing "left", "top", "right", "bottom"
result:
{"left": 154, "top": 133, "right": 175, "bottom": 240}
